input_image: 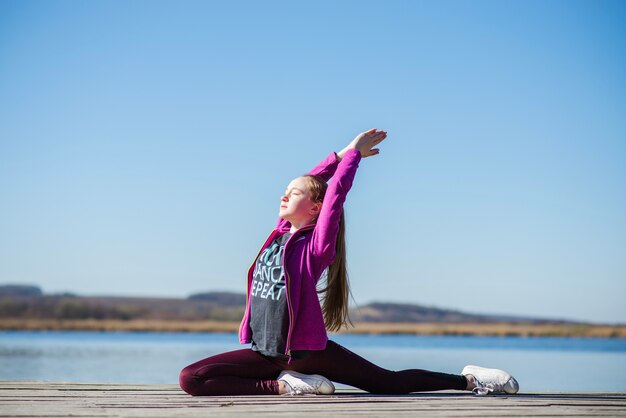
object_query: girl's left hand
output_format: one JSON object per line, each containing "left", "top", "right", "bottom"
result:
{"left": 349, "top": 128, "right": 388, "bottom": 158}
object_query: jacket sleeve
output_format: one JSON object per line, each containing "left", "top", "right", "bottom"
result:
{"left": 276, "top": 151, "right": 342, "bottom": 230}
{"left": 308, "top": 148, "right": 362, "bottom": 264}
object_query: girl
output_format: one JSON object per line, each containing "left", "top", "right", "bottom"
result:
{"left": 179, "top": 128, "right": 519, "bottom": 396}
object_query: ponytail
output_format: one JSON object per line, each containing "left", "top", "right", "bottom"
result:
{"left": 319, "top": 209, "right": 353, "bottom": 332}
{"left": 301, "top": 175, "right": 353, "bottom": 332}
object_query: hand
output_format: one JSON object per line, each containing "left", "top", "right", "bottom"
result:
{"left": 346, "top": 128, "right": 388, "bottom": 158}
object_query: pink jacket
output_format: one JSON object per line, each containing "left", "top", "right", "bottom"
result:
{"left": 238, "top": 148, "right": 362, "bottom": 357}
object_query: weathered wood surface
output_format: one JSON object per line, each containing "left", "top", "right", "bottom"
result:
{"left": 1, "top": 381, "right": 625, "bottom": 417}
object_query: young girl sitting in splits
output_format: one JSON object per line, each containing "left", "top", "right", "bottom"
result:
{"left": 179, "top": 128, "right": 519, "bottom": 396}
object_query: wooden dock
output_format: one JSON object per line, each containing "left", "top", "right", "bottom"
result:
{"left": 1, "top": 381, "right": 625, "bottom": 417}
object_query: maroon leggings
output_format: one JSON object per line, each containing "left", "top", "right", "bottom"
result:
{"left": 179, "top": 340, "right": 467, "bottom": 396}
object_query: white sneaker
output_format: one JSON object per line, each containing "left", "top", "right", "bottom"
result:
{"left": 462, "top": 365, "right": 519, "bottom": 396}
{"left": 277, "top": 370, "right": 335, "bottom": 395}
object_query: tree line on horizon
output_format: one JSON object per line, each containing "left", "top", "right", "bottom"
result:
{"left": 0, "top": 284, "right": 581, "bottom": 325}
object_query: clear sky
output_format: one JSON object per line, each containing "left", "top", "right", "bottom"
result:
{"left": 1, "top": 0, "right": 624, "bottom": 324}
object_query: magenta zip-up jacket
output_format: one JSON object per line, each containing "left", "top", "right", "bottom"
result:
{"left": 238, "top": 148, "right": 362, "bottom": 357}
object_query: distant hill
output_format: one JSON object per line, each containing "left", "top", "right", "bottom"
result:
{"left": 0, "top": 285, "right": 580, "bottom": 324}
{"left": 350, "top": 302, "right": 566, "bottom": 324}
{"left": 0, "top": 286, "right": 244, "bottom": 321}
{"left": 0, "top": 284, "right": 43, "bottom": 297}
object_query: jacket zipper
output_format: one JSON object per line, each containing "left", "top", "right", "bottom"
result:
{"left": 283, "top": 224, "right": 315, "bottom": 357}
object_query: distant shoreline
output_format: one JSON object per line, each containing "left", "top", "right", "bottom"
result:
{"left": 1, "top": 319, "right": 625, "bottom": 338}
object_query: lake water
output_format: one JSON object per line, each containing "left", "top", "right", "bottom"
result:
{"left": 1, "top": 331, "right": 625, "bottom": 392}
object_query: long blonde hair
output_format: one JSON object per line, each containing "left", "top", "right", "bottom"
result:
{"left": 301, "top": 174, "right": 353, "bottom": 332}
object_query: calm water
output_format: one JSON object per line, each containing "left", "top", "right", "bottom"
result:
{"left": 1, "top": 331, "right": 625, "bottom": 392}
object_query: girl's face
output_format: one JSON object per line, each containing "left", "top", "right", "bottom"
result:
{"left": 279, "top": 177, "right": 321, "bottom": 225}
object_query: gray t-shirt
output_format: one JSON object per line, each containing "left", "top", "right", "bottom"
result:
{"left": 250, "top": 232, "right": 291, "bottom": 358}
{"left": 249, "top": 232, "right": 311, "bottom": 360}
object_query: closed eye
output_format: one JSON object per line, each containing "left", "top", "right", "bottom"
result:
{"left": 284, "top": 190, "right": 302, "bottom": 195}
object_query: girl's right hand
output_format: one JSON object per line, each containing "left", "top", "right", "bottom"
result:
{"left": 346, "top": 128, "right": 388, "bottom": 158}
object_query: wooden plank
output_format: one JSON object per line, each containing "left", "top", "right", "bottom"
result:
{"left": 0, "top": 382, "right": 625, "bottom": 417}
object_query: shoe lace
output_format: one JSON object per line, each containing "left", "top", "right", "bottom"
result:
{"left": 283, "top": 380, "right": 321, "bottom": 396}
{"left": 472, "top": 379, "right": 504, "bottom": 396}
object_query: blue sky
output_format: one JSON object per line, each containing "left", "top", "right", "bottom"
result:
{"left": 1, "top": 0, "right": 624, "bottom": 324}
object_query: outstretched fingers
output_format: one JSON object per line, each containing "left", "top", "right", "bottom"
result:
{"left": 370, "top": 131, "right": 388, "bottom": 145}
{"left": 352, "top": 128, "right": 388, "bottom": 158}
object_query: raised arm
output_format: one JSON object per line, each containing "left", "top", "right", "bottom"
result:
{"left": 276, "top": 128, "right": 388, "bottom": 233}
{"left": 307, "top": 148, "right": 361, "bottom": 263}
{"left": 308, "top": 151, "right": 342, "bottom": 182}
{"left": 308, "top": 128, "right": 388, "bottom": 263}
